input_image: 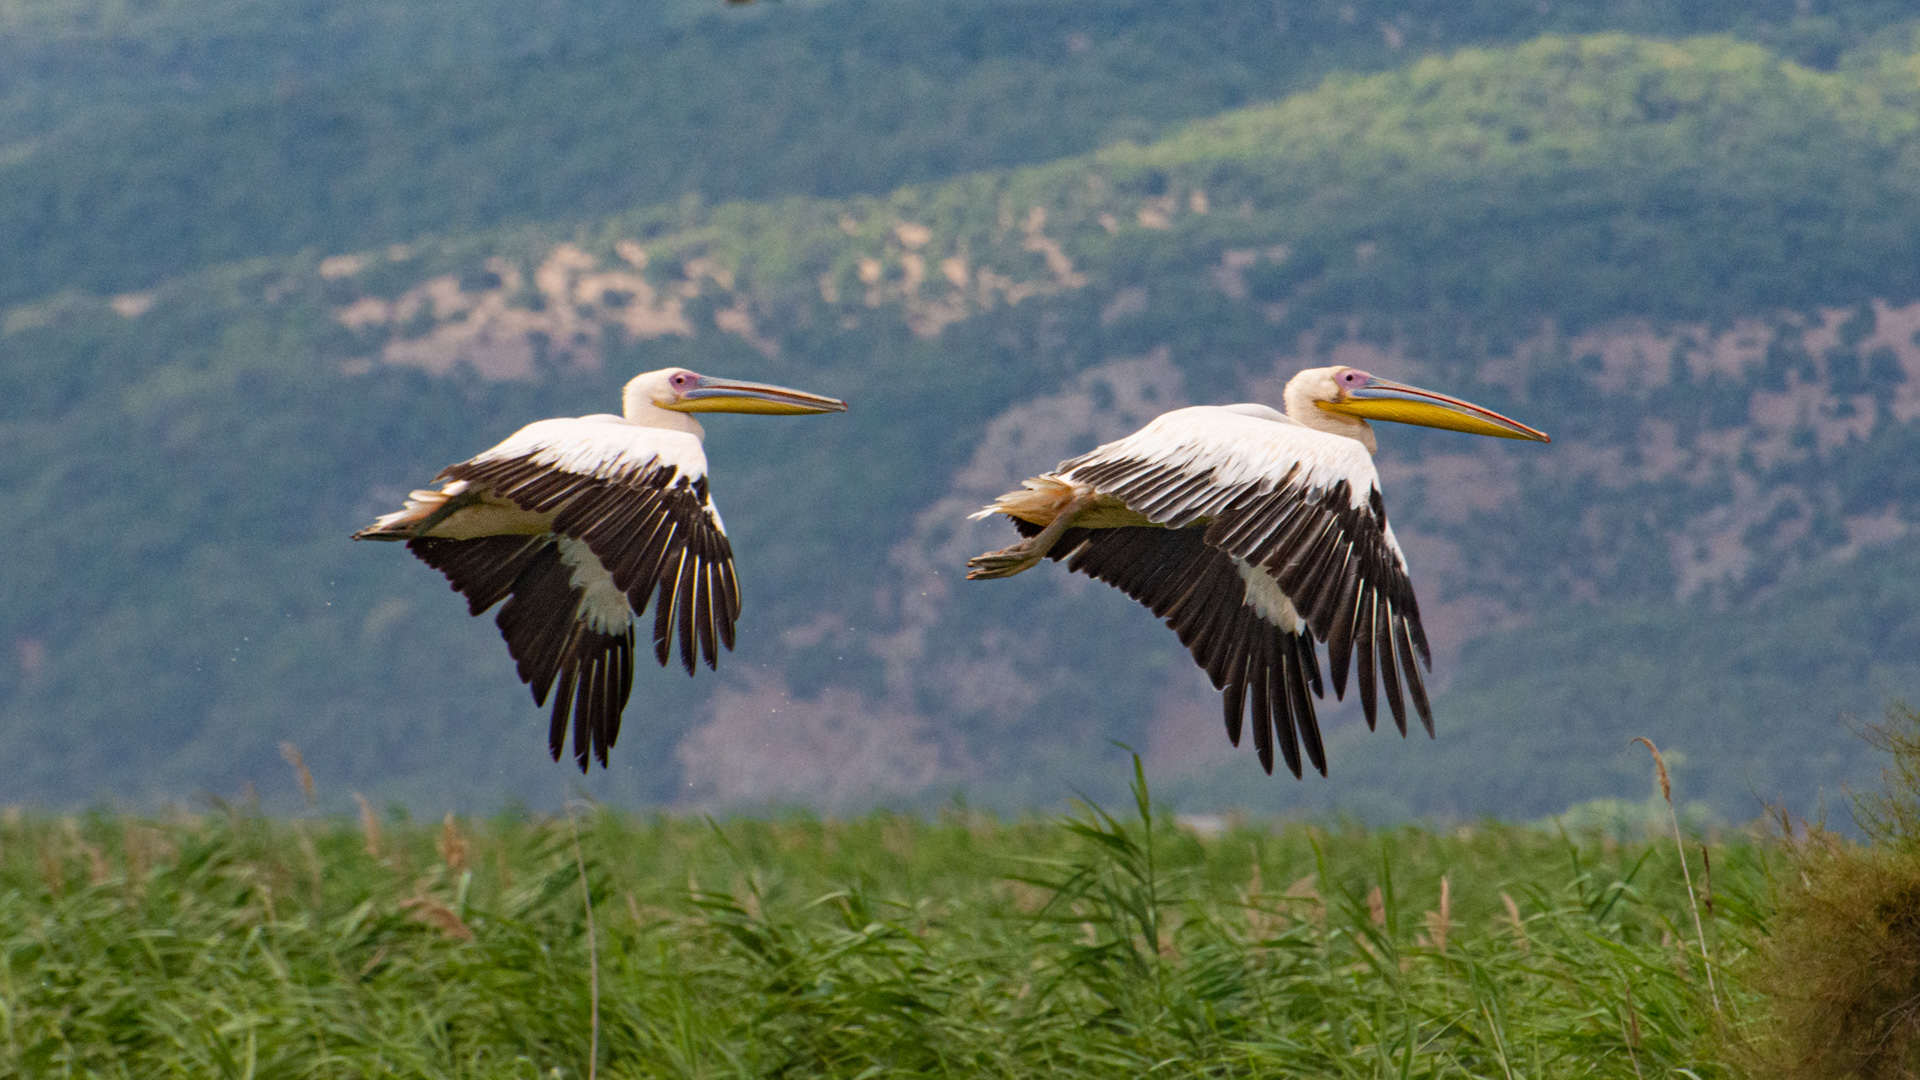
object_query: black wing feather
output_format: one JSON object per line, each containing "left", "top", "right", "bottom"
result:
{"left": 411, "top": 536, "right": 637, "bottom": 771}
{"left": 1017, "top": 521, "right": 1327, "bottom": 777}
{"left": 1014, "top": 441, "right": 1436, "bottom": 773}
{"left": 1082, "top": 452, "right": 1429, "bottom": 740}
{"left": 1271, "top": 640, "right": 1301, "bottom": 778}
{"left": 443, "top": 454, "right": 738, "bottom": 676}
{"left": 1249, "top": 651, "right": 1274, "bottom": 774}
{"left": 401, "top": 444, "right": 739, "bottom": 770}
{"left": 1206, "top": 477, "right": 1430, "bottom": 739}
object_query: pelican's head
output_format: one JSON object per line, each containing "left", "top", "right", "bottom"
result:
{"left": 1284, "top": 365, "right": 1549, "bottom": 451}
{"left": 624, "top": 368, "right": 847, "bottom": 429}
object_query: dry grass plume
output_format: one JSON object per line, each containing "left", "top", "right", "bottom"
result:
{"left": 1634, "top": 735, "right": 1719, "bottom": 1013}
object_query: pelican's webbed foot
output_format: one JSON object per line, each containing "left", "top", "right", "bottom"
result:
{"left": 966, "top": 543, "right": 1047, "bottom": 579}
{"left": 966, "top": 493, "right": 1091, "bottom": 580}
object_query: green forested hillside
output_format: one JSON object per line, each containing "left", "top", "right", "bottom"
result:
{"left": 6, "top": 12, "right": 1920, "bottom": 820}
{"left": 0, "top": 0, "right": 1912, "bottom": 306}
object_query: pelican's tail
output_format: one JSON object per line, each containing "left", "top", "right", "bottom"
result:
{"left": 967, "top": 474, "right": 1082, "bottom": 526}
{"left": 352, "top": 482, "right": 473, "bottom": 541}
{"left": 967, "top": 477, "right": 1096, "bottom": 580}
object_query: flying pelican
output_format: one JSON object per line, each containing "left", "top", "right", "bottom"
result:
{"left": 355, "top": 367, "right": 846, "bottom": 770}
{"left": 966, "top": 365, "right": 1548, "bottom": 778}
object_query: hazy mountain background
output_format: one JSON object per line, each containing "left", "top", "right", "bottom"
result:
{"left": 5, "top": 0, "right": 1920, "bottom": 822}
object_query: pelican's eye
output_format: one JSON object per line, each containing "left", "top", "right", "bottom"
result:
{"left": 671, "top": 371, "right": 698, "bottom": 389}
{"left": 1338, "top": 369, "right": 1370, "bottom": 388}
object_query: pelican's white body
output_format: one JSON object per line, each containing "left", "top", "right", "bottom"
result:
{"left": 966, "top": 364, "right": 1472, "bottom": 778}
{"left": 354, "top": 366, "right": 846, "bottom": 771}
{"left": 971, "top": 402, "right": 1413, "bottom": 636}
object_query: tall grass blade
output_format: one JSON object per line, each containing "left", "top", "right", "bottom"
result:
{"left": 1633, "top": 736, "right": 1720, "bottom": 1014}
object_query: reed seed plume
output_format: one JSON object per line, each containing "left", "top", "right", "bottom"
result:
{"left": 400, "top": 895, "right": 473, "bottom": 940}
{"left": 439, "top": 813, "right": 469, "bottom": 874}
{"left": 1284, "top": 874, "right": 1324, "bottom": 931}
{"left": 1502, "top": 892, "right": 1528, "bottom": 950}
{"left": 1632, "top": 736, "right": 1719, "bottom": 1014}
{"left": 352, "top": 792, "right": 383, "bottom": 859}
{"left": 279, "top": 741, "right": 316, "bottom": 806}
{"left": 1422, "top": 875, "right": 1451, "bottom": 953}
{"left": 1632, "top": 736, "right": 1672, "bottom": 804}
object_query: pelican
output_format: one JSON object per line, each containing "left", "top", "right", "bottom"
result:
{"left": 967, "top": 365, "right": 1548, "bottom": 778}
{"left": 355, "top": 368, "right": 846, "bottom": 770}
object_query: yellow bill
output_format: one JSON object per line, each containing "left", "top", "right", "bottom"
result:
{"left": 1317, "top": 374, "right": 1549, "bottom": 442}
{"left": 666, "top": 375, "right": 849, "bottom": 415}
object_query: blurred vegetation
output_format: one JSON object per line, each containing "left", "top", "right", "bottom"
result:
{"left": 5, "top": 9, "right": 1920, "bottom": 815}
{"left": 0, "top": 764, "right": 1764, "bottom": 1076}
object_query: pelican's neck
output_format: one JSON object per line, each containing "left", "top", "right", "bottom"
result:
{"left": 1283, "top": 379, "right": 1377, "bottom": 454}
{"left": 621, "top": 387, "right": 706, "bottom": 438}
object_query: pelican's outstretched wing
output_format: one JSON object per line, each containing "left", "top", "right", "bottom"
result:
{"left": 1016, "top": 519, "right": 1330, "bottom": 777}
{"left": 408, "top": 534, "right": 636, "bottom": 768}
{"left": 436, "top": 419, "right": 741, "bottom": 673}
{"left": 358, "top": 418, "right": 739, "bottom": 769}
{"left": 1038, "top": 407, "right": 1431, "bottom": 770}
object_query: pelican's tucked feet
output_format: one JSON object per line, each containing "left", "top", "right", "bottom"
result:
{"left": 967, "top": 542, "right": 1046, "bottom": 579}
{"left": 967, "top": 491, "right": 1093, "bottom": 579}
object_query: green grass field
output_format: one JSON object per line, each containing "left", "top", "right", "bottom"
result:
{"left": 0, "top": 757, "right": 1777, "bottom": 1078}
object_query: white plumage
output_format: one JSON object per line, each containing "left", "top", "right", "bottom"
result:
{"left": 356, "top": 366, "right": 844, "bottom": 770}
{"left": 1235, "top": 559, "right": 1302, "bottom": 632}
{"left": 559, "top": 536, "right": 637, "bottom": 634}
{"left": 474, "top": 416, "right": 711, "bottom": 489}
{"left": 968, "top": 364, "right": 1548, "bottom": 778}
{"left": 1052, "top": 405, "right": 1393, "bottom": 517}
